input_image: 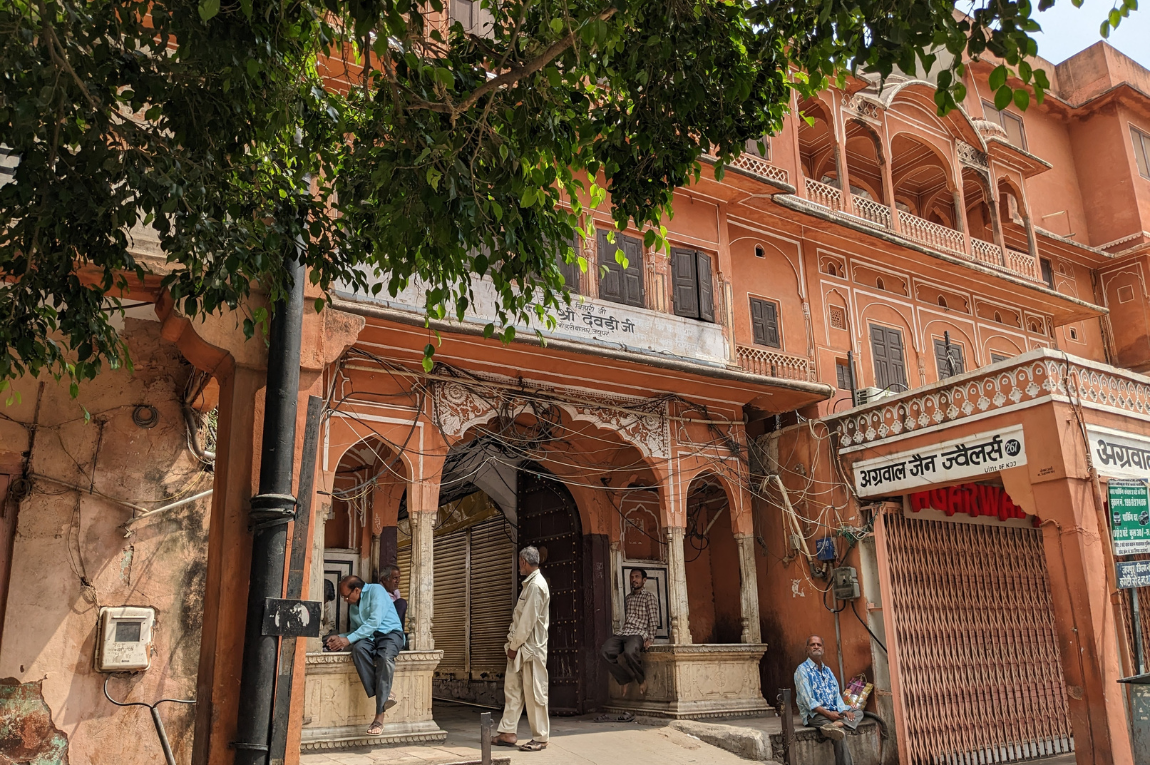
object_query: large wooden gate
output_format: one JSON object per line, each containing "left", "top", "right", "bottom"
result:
{"left": 878, "top": 513, "right": 1074, "bottom": 765}
{"left": 517, "top": 465, "right": 585, "bottom": 714}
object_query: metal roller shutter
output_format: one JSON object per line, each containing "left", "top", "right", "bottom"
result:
{"left": 880, "top": 513, "right": 1074, "bottom": 764}
{"left": 469, "top": 518, "right": 516, "bottom": 675}
{"left": 433, "top": 532, "right": 468, "bottom": 674}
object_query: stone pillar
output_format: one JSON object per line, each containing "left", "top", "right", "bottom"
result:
{"left": 307, "top": 502, "right": 333, "bottom": 653}
{"left": 734, "top": 533, "right": 761, "bottom": 644}
{"left": 609, "top": 540, "right": 625, "bottom": 633}
{"left": 370, "top": 533, "right": 381, "bottom": 582}
{"left": 664, "top": 526, "right": 692, "bottom": 645}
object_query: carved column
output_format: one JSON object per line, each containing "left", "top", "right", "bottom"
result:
{"left": 307, "top": 503, "right": 333, "bottom": 653}
{"left": 734, "top": 533, "right": 761, "bottom": 644}
{"left": 408, "top": 504, "right": 435, "bottom": 650}
{"left": 609, "top": 540, "right": 625, "bottom": 633}
{"left": 664, "top": 526, "right": 692, "bottom": 645}
{"left": 370, "top": 533, "right": 381, "bottom": 582}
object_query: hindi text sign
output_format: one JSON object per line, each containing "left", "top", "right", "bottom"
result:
{"left": 852, "top": 426, "right": 1027, "bottom": 498}
{"left": 1118, "top": 560, "right": 1150, "bottom": 590}
{"left": 1109, "top": 478, "right": 1150, "bottom": 556}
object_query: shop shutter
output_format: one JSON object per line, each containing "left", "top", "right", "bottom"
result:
{"left": 750, "top": 297, "right": 780, "bottom": 348}
{"left": 433, "top": 532, "right": 468, "bottom": 673}
{"left": 598, "top": 231, "right": 644, "bottom": 308}
{"left": 468, "top": 518, "right": 516, "bottom": 675}
{"left": 396, "top": 544, "right": 412, "bottom": 596}
{"left": 879, "top": 513, "right": 1073, "bottom": 764}
{"left": 870, "top": 324, "right": 907, "bottom": 390}
{"left": 932, "top": 338, "right": 964, "bottom": 379}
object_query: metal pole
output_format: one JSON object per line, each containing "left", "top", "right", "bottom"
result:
{"left": 779, "top": 688, "right": 794, "bottom": 765}
{"left": 233, "top": 250, "right": 307, "bottom": 765}
{"left": 847, "top": 349, "right": 858, "bottom": 405}
{"left": 481, "top": 712, "right": 493, "bottom": 765}
{"left": 943, "top": 330, "right": 955, "bottom": 378}
{"left": 1135, "top": 588, "right": 1146, "bottom": 675}
{"left": 151, "top": 706, "right": 178, "bottom": 765}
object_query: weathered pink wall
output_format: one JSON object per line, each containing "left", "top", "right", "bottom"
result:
{"left": 0, "top": 318, "right": 209, "bottom": 765}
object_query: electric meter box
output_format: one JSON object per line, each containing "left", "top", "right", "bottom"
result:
{"left": 831, "top": 566, "right": 861, "bottom": 601}
{"left": 96, "top": 606, "right": 156, "bottom": 672}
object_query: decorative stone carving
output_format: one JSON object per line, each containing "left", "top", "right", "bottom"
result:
{"left": 956, "top": 140, "right": 990, "bottom": 169}
{"left": 430, "top": 375, "right": 671, "bottom": 459}
{"left": 831, "top": 351, "right": 1150, "bottom": 450}
{"left": 302, "top": 650, "right": 445, "bottom": 749}
{"left": 604, "top": 644, "right": 772, "bottom": 719}
{"left": 409, "top": 508, "right": 435, "bottom": 650}
{"left": 842, "top": 93, "right": 881, "bottom": 122}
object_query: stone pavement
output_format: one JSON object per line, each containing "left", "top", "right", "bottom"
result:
{"left": 300, "top": 702, "right": 756, "bottom": 765}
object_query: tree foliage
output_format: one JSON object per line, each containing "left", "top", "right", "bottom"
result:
{"left": 0, "top": 0, "right": 1132, "bottom": 387}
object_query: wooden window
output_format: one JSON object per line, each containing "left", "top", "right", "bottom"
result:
{"left": 835, "top": 360, "right": 853, "bottom": 390}
{"left": 869, "top": 325, "right": 908, "bottom": 391}
{"left": 1040, "top": 258, "right": 1054, "bottom": 289}
{"left": 749, "top": 297, "right": 781, "bottom": 348}
{"left": 745, "top": 136, "right": 771, "bottom": 160}
{"left": 991, "top": 352, "right": 1011, "bottom": 364}
{"left": 556, "top": 237, "right": 582, "bottom": 294}
{"left": 982, "top": 100, "right": 1027, "bottom": 150}
{"left": 933, "top": 338, "right": 965, "bottom": 379}
{"left": 1133, "top": 126, "right": 1150, "bottom": 180}
{"left": 598, "top": 231, "right": 645, "bottom": 308}
{"left": 670, "top": 247, "right": 715, "bottom": 322}
{"left": 450, "top": 0, "right": 493, "bottom": 36}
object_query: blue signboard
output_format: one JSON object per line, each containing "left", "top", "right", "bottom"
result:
{"left": 1118, "top": 560, "right": 1150, "bottom": 590}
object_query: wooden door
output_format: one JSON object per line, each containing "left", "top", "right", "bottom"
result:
{"left": 517, "top": 465, "right": 584, "bottom": 714}
{"left": 869, "top": 324, "right": 908, "bottom": 391}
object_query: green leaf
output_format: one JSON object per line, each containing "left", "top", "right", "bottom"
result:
{"left": 994, "top": 85, "right": 1013, "bottom": 111}
{"left": 550, "top": 18, "right": 564, "bottom": 33}
{"left": 989, "top": 65, "right": 1007, "bottom": 92}
{"left": 434, "top": 67, "right": 454, "bottom": 88}
{"left": 198, "top": 0, "right": 220, "bottom": 22}
{"left": 1013, "top": 89, "right": 1030, "bottom": 111}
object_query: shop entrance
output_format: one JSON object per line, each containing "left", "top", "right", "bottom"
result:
{"left": 879, "top": 512, "right": 1074, "bottom": 764}
{"left": 517, "top": 463, "right": 585, "bottom": 714}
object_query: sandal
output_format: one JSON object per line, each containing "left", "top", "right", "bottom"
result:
{"left": 491, "top": 737, "right": 518, "bottom": 748}
{"left": 519, "top": 740, "right": 548, "bottom": 751}
{"left": 367, "top": 721, "right": 385, "bottom": 736}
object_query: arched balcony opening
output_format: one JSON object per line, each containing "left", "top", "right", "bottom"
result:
{"left": 963, "top": 168, "right": 1004, "bottom": 269}
{"left": 683, "top": 475, "right": 743, "bottom": 645}
{"left": 996, "top": 177, "right": 1043, "bottom": 282}
{"left": 891, "top": 134, "right": 965, "bottom": 255}
{"left": 843, "top": 122, "right": 890, "bottom": 228}
{"left": 797, "top": 99, "right": 842, "bottom": 210}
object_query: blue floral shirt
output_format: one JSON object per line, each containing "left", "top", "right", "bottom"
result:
{"left": 794, "top": 658, "right": 850, "bottom": 724}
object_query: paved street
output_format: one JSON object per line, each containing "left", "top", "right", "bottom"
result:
{"left": 300, "top": 703, "right": 754, "bottom": 765}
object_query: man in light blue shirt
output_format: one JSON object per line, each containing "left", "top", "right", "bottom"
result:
{"left": 324, "top": 575, "right": 404, "bottom": 735}
{"left": 794, "top": 635, "right": 857, "bottom": 765}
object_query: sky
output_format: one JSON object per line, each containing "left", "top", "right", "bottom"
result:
{"left": 1029, "top": 0, "right": 1150, "bottom": 68}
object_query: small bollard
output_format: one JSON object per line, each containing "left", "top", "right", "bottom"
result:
{"left": 778, "top": 688, "right": 794, "bottom": 765}
{"left": 480, "top": 711, "right": 493, "bottom": 765}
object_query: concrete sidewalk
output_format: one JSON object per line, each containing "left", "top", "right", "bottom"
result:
{"left": 300, "top": 702, "right": 755, "bottom": 765}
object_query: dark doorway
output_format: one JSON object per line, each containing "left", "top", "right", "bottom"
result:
{"left": 517, "top": 464, "right": 585, "bottom": 714}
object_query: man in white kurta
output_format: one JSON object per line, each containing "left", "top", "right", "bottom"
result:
{"left": 493, "top": 546, "right": 551, "bottom": 751}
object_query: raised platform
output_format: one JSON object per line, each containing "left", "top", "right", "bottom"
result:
{"left": 602, "top": 643, "right": 773, "bottom": 719}
{"left": 301, "top": 649, "right": 446, "bottom": 750}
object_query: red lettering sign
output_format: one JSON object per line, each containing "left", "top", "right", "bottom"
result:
{"left": 908, "top": 484, "right": 1039, "bottom": 526}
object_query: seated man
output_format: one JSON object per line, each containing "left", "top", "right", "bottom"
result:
{"left": 379, "top": 564, "right": 408, "bottom": 635}
{"left": 324, "top": 575, "right": 404, "bottom": 736}
{"left": 600, "top": 568, "right": 659, "bottom": 695}
{"left": 794, "top": 635, "right": 858, "bottom": 765}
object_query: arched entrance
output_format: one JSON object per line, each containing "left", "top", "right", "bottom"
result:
{"left": 517, "top": 463, "right": 586, "bottom": 714}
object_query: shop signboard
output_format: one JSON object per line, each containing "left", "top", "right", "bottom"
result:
{"left": 1086, "top": 425, "right": 1150, "bottom": 481}
{"left": 1110, "top": 478, "right": 1150, "bottom": 556}
{"left": 852, "top": 425, "right": 1027, "bottom": 498}
{"left": 1118, "top": 560, "right": 1150, "bottom": 590}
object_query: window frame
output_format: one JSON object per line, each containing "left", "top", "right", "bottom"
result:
{"left": 749, "top": 295, "right": 782, "bottom": 349}
{"left": 981, "top": 100, "right": 1028, "bottom": 151}
{"left": 932, "top": 337, "right": 966, "bottom": 380}
{"left": 1132, "top": 125, "right": 1150, "bottom": 180}
{"left": 868, "top": 323, "right": 908, "bottom": 392}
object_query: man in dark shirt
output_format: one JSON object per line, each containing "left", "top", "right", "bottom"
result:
{"left": 380, "top": 564, "right": 408, "bottom": 632}
{"left": 600, "top": 568, "right": 660, "bottom": 695}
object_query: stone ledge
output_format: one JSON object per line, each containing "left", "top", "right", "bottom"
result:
{"left": 300, "top": 726, "right": 447, "bottom": 751}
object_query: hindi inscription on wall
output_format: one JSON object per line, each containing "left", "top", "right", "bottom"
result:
{"left": 852, "top": 425, "right": 1027, "bottom": 498}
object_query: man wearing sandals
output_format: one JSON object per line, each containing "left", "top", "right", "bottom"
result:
{"left": 794, "top": 635, "right": 858, "bottom": 765}
{"left": 323, "top": 575, "right": 404, "bottom": 736}
{"left": 492, "top": 546, "right": 551, "bottom": 752}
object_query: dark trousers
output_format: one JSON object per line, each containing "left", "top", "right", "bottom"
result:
{"left": 350, "top": 630, "right": 404, "bottom": 715}
{"left": 600, "top": 634, "right": 646, "bottom": 685}
{"left": 808, "top": 713, "right": 854, "bottom": 765}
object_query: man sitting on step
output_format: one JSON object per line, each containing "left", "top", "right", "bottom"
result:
{"left": 324, "top": 575, "right": 404, "bottom": 736}
{"left": 600, "top": 568, "right": 660, "bottom": 696}
{"left": 794, "top": 635, "right": 858, "bottom": 765}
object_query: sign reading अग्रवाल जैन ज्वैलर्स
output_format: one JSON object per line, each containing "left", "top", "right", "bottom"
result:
{"left": 851, "top": 425, "right": 1026, "bottom": 498}
{"left": 1108, "top": 478, "right": 1150, "bottom": 556}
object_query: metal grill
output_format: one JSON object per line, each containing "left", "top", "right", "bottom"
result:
{"left": 881, "top": 514, "right": 1074, "bottom": 765}
{"left": 1119, "top": 553, "right": 1150, "bottom": 674}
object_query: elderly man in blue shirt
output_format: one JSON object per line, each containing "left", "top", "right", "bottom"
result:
{"left": 324, "top": 575, "right": 404, "bottom": 736}
{"left": 794, "top": 635, "right": 857, "bottom": 765}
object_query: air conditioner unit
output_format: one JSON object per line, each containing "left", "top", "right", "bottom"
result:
{"left": 853, "top": 386, "right": 891, "bottom": 407}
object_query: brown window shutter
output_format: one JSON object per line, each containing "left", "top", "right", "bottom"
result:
{"left": 871, "top": 325, "right": 908, "bottom": 390}
{"left": 621, "top": 234, "right": 644, "bottom": 308}
{"left": 597, "top": 230, "right": 624, "bottom": 303}
{"left": 750, "top": 297, "right": 780, "bottom": 348}
{"left": 557, "top": 237, "right": 582, "bottom": 293}
{"left": 671, "top": 247, "right": 699, "bottom": 318}
{"left": 696, "top": 251, "right": 715, "bottom": 322}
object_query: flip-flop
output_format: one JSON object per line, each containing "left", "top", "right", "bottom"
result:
{"left": 367, "top": 722, "right": 384, "bottom": 736}
{"left": 491, "top": 738, "right": 518, "bottom": 748}
{"left": 519, "top": 741, "right": 548, "bottom": 751}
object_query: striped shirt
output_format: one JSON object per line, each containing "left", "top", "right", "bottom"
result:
{"left": 620, "top": 588, "right": 659, "bottom": 642}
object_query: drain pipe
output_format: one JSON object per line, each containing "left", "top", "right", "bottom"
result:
{"left": 232, "top": 248, "right": 306, "bottom": 765}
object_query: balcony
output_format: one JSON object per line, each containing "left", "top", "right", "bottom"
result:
{"left": 735, "top": 345, "right": 814, "bottom": 382}
{"left": 335, "top": 270, "right": 731, "bottom": 367}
